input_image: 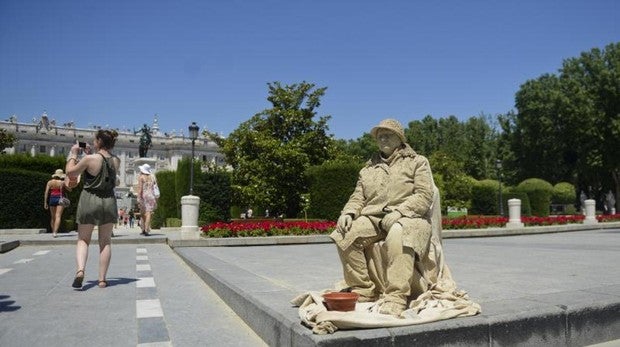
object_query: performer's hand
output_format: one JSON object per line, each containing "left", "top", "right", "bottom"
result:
{"left": 381, "top": 211, "right": 402, "bottom": 231}
{"left": 337, "top": 214, "right": 353, "bottom": 232}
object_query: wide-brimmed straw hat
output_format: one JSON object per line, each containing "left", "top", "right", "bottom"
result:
{"left": 139, "top": 163, "right": 152, "bottom": 175}
{"left": 52, "top": 169, "right": 66, "bottom": 179}
{"left": 370, "top": 118, "right": 406, "bottom": 144}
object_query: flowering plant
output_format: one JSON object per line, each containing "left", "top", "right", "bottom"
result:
{"left": 202, "top": 220, "right": 336, "bottom": 238}
{"left": 597, "top": 214, "right": 620, "bottom": 223}
{"left": 202, "top": 214, "right": 620, "bottom": 237}
{"left": 441, "top": 214, "right": 619, "bottom": 229}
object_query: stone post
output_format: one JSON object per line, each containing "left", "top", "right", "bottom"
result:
{"left": 181, "top": 195, "right": 201, "bottom": 239}
{"left": 583, "top": 199, "right": 598, "bottom": 224}
{"left": 505, "top": 198, "right": 524, "bottom": 228}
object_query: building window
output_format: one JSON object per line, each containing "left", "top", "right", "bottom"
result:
{"left": 39, "top": 145, "right": 46, "bottom": 153}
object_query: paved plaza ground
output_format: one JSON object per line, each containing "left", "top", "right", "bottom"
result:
{"left": 1, "top": 225, "right": 619, "bottom": 346}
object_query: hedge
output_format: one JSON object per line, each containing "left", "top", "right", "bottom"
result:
{"left": 305, "top": 160, "right": 363, "bottom": 220}
{"left": 470, "top": 179, "right": 500, "bottom": 215}
{"left": 552, "top": 182, "right": 576, "bottom": 205}
{"left": 517, "top": 178, "right": 554, "bottom": 217}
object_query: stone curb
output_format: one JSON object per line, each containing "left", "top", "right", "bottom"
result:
{"left": 0, "top": 228, "right": 46, "bottom": 235}
{"left": 0, "top": 240, "right": 20, "bottom": 253}
{"left": 167, "top": 222, "right": 620, "bottom": 248}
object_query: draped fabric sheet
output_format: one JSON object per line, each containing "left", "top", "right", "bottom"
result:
{"left": 291, "top": 185, "right": 481, "bottom": 334}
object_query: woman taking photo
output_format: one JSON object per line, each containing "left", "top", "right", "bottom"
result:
{"left": 43, "top": 169, "right": 69, "bottom": 238}
{"left": 65, "top": 130, "right": 120, "bottom": 289}
{"left": 137, "top": 163, "right": 157, "bottom": 236}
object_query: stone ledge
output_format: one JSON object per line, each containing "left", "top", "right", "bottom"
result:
{"left": 173, "top": 247, "right": 620, "bottom": 347}
{"left": 0, "top": 229, "right": 46, "bottom": 235}
{"left": 0, "top": 240, "right": 19, "bottom": 253}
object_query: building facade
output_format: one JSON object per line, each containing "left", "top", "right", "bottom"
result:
{"left": 1, "top": 112, "right": 226, "bottom": 211}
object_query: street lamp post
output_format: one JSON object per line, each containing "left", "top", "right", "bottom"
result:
{"left": 188, "top": 122, "right": 199, "bottom": 195}
{"left": 496, "top": 159, "right": 503, "bottom": 216}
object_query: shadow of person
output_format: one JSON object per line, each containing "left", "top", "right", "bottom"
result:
{"left": 77, "top": 277, "right": 139, "bottom": 290}
{"left": 0, "top": 295, "right": 21, "bottom": 312}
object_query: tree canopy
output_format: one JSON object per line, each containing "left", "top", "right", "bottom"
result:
{"left": 0, "top": 129, "right": 16, "bottom": 153}
{"left": 213, "top": 81, "right": 335, "bottom": 217}
{"left": 509, "top": 42, "right": 619, "bottom": 204}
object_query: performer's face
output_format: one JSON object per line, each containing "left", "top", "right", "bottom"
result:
{"left": 376, "top": 129, "right": 401, "bottom": 156}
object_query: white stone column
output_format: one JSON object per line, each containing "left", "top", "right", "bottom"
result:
{"left": 583, "top": 199, "right": 598, "bottom": 224}
{"left": 181, "top": 195, "right": 201, "bottom": 239}
{"left": 505, "top": 198, "right": 524, "bottom": 228}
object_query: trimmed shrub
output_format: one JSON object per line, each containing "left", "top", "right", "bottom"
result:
{"left": 151, "top": 209, "right": 165, "bottom": 229}
{"left": 195, "top": 169, "right": 232, "bottom": 222}
{"left": 0, "top": 168, "right": 52, "bottom": 228}
{"left": 0, "top": 166, "right": 81, "bottom": 230}
{"left": 306, "top": 160, "right": 364, "bottom": 220}
{"left": 165, "top": 218, "right": 182, "bottom": 227}
{"left": 470, "top": 179, "right": 500, "bottom": 215}
{"left": 155, "top": 170, "right": 178, "bottom": 219}
{"left": 516, "top": 178, "right": 554, "bottom": 217}
{"left": 552, "top": 182, "right": 576, "bottom": 204}
{"left": 175, "top": 157, "right": 201, "bottom": 205}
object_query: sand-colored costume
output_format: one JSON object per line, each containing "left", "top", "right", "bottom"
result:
{"left": 293, "top": 119, "right": 480, "bottom": 334}
{"left": 293, "top": 181, "right": 480, "bottom": 334}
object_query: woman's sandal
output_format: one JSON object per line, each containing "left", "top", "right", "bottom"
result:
{"left": 72, "top": 270, "right": 85, "bottom": 288}
{"left": 98, "top": 280, "right": 108, "bottom": 288}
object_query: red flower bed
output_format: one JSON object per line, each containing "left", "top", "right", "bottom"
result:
{"left": 442, "top": 216, "right": 507, "bottom": 229}
{"left": 202, "top": 220, "right": 336, "bottom": 238}
{"left": 202, "top": 214, "right": 620, "bottom": 237}
{"left": 442, "top": 214, "right": 595, "bottom": 229}
{"left": 597, "top": 214, "right": 620, "bottom": 222}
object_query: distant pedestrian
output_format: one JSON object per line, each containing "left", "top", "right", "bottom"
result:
{"left": 43, "top": 169, "right": 70, "bottom": 238}
{"left": 129, "top": 213, "right": 135, "bottom": 228}
{"left": 137, "top": 164, "right": 158, "bottom": 236}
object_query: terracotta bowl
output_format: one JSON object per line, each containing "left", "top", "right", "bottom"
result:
{"left": 322, "top": 292, "right": 359, "bottom": 312}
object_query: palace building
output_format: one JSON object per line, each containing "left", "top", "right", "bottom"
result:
{"left": 1, "top": 112, "right": 226, "bottom": 210}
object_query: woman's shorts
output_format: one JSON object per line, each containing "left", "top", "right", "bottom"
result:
{"left": 48, "top": 196, "right": 61, "bottom": 206}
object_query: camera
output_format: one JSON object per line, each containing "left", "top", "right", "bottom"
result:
{"left": 78, "top": 142, "right": 86, "bottom": 148}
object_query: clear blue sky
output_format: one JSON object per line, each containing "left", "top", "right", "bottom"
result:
{"left": 1, "top": 0, "right": 618, "bottom": 140}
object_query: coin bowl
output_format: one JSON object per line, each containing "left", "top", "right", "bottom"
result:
{"left": 322, "top": 292, "right": 359, "bottom": 312}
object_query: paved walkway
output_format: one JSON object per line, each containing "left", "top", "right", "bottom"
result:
{"left": 0, "top": 227, "right": 266, "bottom": 347}
{"left": 1, "top": 224, "right": 619, "bottom": 346}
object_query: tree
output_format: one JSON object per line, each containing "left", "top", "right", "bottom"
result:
{"left": 405, "top": 114, "right": 500, "bottom": 180}
{"left": 0, "top": 129, "right": 16, "bottom": 153}
{"left": 405, "top": 115, "right": 440, "bottom": 156}
{"left": 428, "top": 151, "right": 473, "bottom": 210}
{"left": 462, "top": 115, "right": 499, "bottom": 179}
{"left": 560, "top": 42, "right": 620, "bottom": 210}
{"left": 333, "top": 133, "right": 377, "bottom": 163}
{"left": 513, "top": 74, "right": 575, "bottom": 183}
{"left": 512, "top": 42, "right": 620, "bottom": 209}
{"left": 212, "top": 82, "right": 335, "bottom": 217}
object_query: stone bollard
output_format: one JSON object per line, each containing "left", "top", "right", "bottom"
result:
{"left": 181, "top": 195, "right": 201, "bottom": 239}
{"left": 583, "top": 199, "right": 598, "bottom": 224}
{"left": 505, "top": 198, "right": 524, "bottom": 228}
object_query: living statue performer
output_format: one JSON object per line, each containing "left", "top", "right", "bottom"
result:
{"left": 293, "top": 119, "right": 480, "bottom": 334}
